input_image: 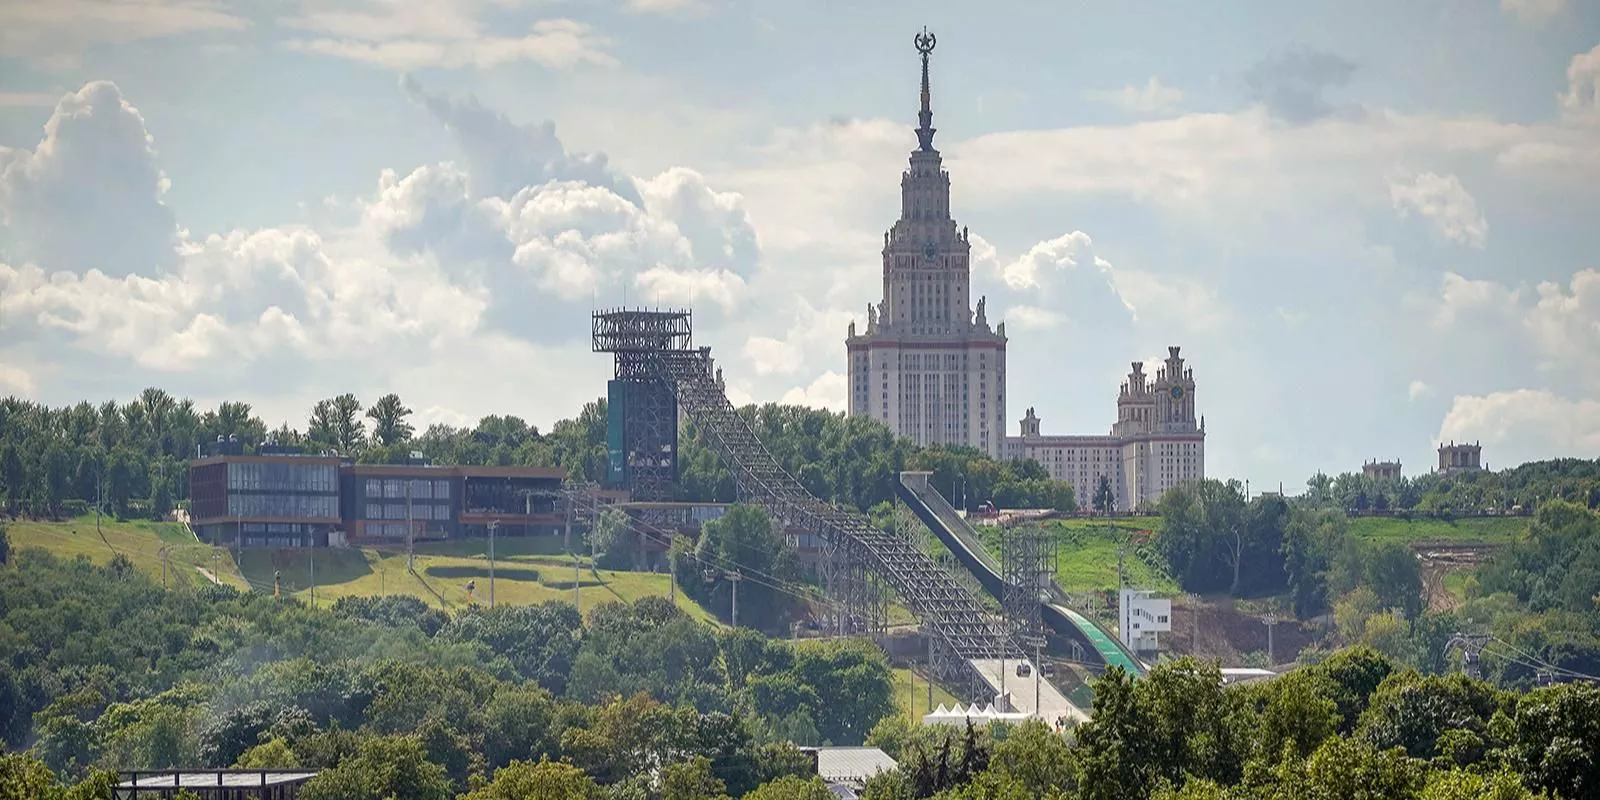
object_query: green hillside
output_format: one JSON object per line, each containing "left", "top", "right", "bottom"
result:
{"left": 5, "top": 516, "right": 713, "bottom": 621}
{"left": 1345, "top": 514, "right": 1527, "bottom": 545}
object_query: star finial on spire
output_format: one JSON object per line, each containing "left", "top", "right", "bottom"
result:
{"left": 914, "top": 27, "right": 937, "bottom": 151}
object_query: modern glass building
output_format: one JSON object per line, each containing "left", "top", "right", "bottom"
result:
{"left": 189, "top": 455, "right": 343, "bottom": 547}
{"left": 189, "top": 453, "right": 567, "bottom": 548}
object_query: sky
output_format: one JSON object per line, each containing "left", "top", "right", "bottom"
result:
{"left": 1, "top": 0, "right": 1598, "bottom": 492}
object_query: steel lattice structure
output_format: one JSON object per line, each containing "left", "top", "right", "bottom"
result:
{"left": 1001, "top": 525, "right": 1055, "bottom": 652}
{"left": 594, "top": 309, "right": 1020, "bottom": 701}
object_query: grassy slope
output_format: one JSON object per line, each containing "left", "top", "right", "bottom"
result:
{"left": 891, "top": 667, "right": 962, "bottom": 720}
{"left": 5, "top": 515, "right": 249, "bottom": 590}
{"left": 7, "top": 516, "right": 713, "bottom": 622}
{"left": 1041, "top": 518, "right": 1175, "bottom": 595}
{"left": 1345, "top": 515, "right": 1526, "bottom": 545}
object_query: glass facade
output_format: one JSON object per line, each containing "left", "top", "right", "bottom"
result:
{"left": 369, "top": 478, "right": 450, "bottom": 499}
{"left": 228, "top": 493, "right": 339, "bottom": 518}
{"left": 228, "top": 461, "right": 337, "bottom": 492}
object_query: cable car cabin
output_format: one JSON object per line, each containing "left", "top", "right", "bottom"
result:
{"left": 1041, "top": 662, "right": 1055, "bottom": 678}
{"left": 1015, "top": 662, "right": 1032, "bottom": 678}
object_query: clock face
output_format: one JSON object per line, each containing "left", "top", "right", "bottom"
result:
{"left": 1170, "top": 386, "right": 1185, "bottom": 400}
{"left": 923, "top": 241, "right": 937, "bottom": 260}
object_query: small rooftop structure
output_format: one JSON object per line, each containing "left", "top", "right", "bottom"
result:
{"left": 116, "top": 769, "right": 318, "bottom": 799}
{"left": 799, "top": 747, "right": 898, "bottom": 796}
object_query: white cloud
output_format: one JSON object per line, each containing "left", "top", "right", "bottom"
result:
{"left": 284, "top": 4, "right": 616, "bottom": 71}
{"left": 1091, "top": 77, "right": 1183, "bottom": 115}
{"left": 1389, "top": 172, "right": 1488, "bottom": 248}
{"left": 1501, "top": 0, "right": 1566, "bottom": 26}
{"left": 742, "top": 336, "right": 801, "bottom": 376}
{"left": 1560, "top": 44, "right": 1600, "bottom": 121}
{"left": 1409, "top": 380, "right": 1431, "bottom": 401}
{"left": 0, "top": 81, "right": 179, "bottom": 275}
{"left": 1005, "top": 305, "right": 1063, "bottom": 330}
{"left": 780, "top": 371, "right": 847, "bottom": 411}
{"left": 1438, "top": 389, "right": 1600, "bottom": 465}
{"left": 1427, "top": 272, "right": 1520, "bottom": 329}
{"left": 1526, "top": 268, "right": 1600, "bottom": 371}
{"left": 0, "top": 0, "right": 246, "bottom": 67}
{"left": 626, "top": 0, "right": 712, "bottom": 13}
{"left": 0, "top": 364, "right": 36, "bottom": 397}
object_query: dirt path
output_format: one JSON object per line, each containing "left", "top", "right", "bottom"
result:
{"left": 194, "top": 566, "right": 222, "bottom": 585}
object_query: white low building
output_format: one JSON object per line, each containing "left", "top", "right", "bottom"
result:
{"left": 1119, "top": 588, "right": 1172, "bottom": 654}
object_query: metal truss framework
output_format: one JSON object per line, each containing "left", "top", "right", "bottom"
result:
{"left": 594, "top": 309, "right": 1020, "bottom": 701}
{"left": 1001, "top": 525, "right": 1055, "bottom": 652}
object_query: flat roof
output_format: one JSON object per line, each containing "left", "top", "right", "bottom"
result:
{"left": 117, "top": 771, "right": 318, "bottom": 789}
{"left": 188, "top": 454, "right": 343, "bottom": 467}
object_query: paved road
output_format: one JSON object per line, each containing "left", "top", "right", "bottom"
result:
{"left": 968, "top": 658, "right": 1090, "bottom": 723}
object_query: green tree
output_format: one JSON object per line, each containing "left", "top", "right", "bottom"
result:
{"left": 744, "top": 775, "right": 835, "bottom": 800}
{"left": 659, "top": 756, "right": 729, "bottom": 800}
{"left": 1094, "top": 475, "right": 1116, "bottom": 515}
{"left": 298, "top": 735, "right": 451, "bottom": 800}
{"left": 366, "top": 393, "right": 415, "bottom": 447}
{"left": 461, "top": 759, "right": 605, "bottom": 800}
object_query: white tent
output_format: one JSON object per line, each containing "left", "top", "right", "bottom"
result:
{"left": 922, "top": 702, "right": 1034, "bottom": 726}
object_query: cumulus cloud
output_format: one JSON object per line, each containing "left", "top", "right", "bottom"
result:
{"left": 1092, "top": 77, "right": 1183, "bottom": 115}
{"left": 402, "top": 77, "right": 639, "bottom": 203}
{"left": 284, "top": 2, "right": 615, "bottom": 71}
{"left": 1501, "top": 0, "right": 1566, "bottom": 26}
{"left": 780, "top": 371, "right": 848, "bottom": 411}
{"left": 0, "top": 81, "right": 179, "bottom": 275}
{"left": 1427, "top": 272, "right": 1520, "bottom": 329}
{"left": 0, "top": 364, "right": 36, "bottom": 397}
{"left": 1561, "top": 44, "right": 1600, "bottom": 121}
{"left": 1244, "top": 47, "right": 1358, "bottom": 124}
{"left": 1438, "top": 389, "right": 1600, "bottom": 464}
{"left": 1409, "top": 380, "right": 1431, "bottom": 402}
{"left": 1526, "top": 268, "right": 1600, "bottom": 371}
{"left": 0, "top": 79, "right": 773, "bottom": 434}
{"left": 1389, "top": 172, "right": 1488, "bottom": 248}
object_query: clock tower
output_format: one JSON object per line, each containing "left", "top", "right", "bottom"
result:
{"left": 845, "top": 29, "right": 1008, "bottom": 456}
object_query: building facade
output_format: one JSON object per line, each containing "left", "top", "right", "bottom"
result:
{"left": 189, "top": 451, "right": 566, "bottom": 547}
{"left": 1437, "top": 441, "right": 1484, "bottom": 475}
{"left": 1118, "top": 588, "right": 1172, "bottom": 654}
{"left": 1363, "top": 460, "right": 1403, "bottom": 482}
{"left": 845, "top": 29, "right": 1008, "bottom": 458}
{"left": 1003, "top": 349, "right": 1206, "bottom": 512}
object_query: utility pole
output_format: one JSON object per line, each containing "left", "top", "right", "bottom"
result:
{"left": 405, "top": 480, "right": 415, "bottom": 572}
{"left": 160, "top": 546, "right": 169, "bottom": 589}
{"left": 1447, "top": 634, "right": 1491, "bottom": 679}
{"left": 728, "top": 570, "right": 743, "bottom": 628}
{"left": 309, "top": 542, "right": 316, "bottom": 609}
{"left": 1187, "top": 592, "right": 1201, "bottom": 652}
{"left": 487, "top": 520, "right": 498, "bottom": 609}
{"left": 1262, "top": 613, "right": 1278, "bottom": 666}
{"left": 1035, "top": 638, "right": 1042, "bottom": 719}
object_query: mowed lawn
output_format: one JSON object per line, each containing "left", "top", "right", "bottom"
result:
{"left": 238, "top": 546, "right": 717, "bottom": 622}
{"left": 4, "top": 515, "right": 249, "bottom": 590}
{"left": 892, "top": 667, "right": 961, "bottom": 720}
{"left": 8, "top": 517, "right": 714, "bottom": 622}
{"left": 1346, "top": 515, "right": 1527, "bottom": 545}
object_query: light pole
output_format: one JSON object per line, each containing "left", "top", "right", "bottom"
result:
{"left": 1262, "top": 613, "right": 1278, "bottom": 666}
{"left": 487, "top": 520, "right": 498, "bottom": 609}
{"left": 727, "top": 571, "right": 743, "bottom": 628}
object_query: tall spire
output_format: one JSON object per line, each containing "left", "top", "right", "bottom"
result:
{"left": 914, "top": 27, "right": 937, "bottom": 151}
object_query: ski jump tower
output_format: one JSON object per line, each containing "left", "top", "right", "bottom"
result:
{"left": 592, "top": 308, "right": 1022, "bottom": 700}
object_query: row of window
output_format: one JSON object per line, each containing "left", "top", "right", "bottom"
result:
{"left": 227, "top": 494, "right": 339, "bottom": 519}
{"left": 364, "top": 503, "right": 450, "bottom": 521}
{"left": 227, "top": 462, "right": 337, "bottom": 493}
{"left": 365, "top": 478, "right": 452, "bottom": 499}
{"left": 364, "top": 523, "right": 413, "bottom": 538}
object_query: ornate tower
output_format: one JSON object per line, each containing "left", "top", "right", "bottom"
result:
{"left": 846, "top": 29, "right": 1007, "bottom": 456}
